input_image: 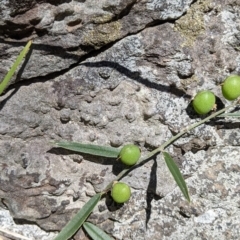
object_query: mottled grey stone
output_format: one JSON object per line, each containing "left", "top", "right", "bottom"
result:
{"left": 0, "top": 0, "right": 194, "bottom": 84}
{"left": 0, "top": 0, "right": 240, "bottom": 240}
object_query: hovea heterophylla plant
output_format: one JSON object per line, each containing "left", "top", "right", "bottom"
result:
{"left": 3, "top": 42, "right": 240, "bottom": 239}
{"left": 53, "top": 74, "right": 240, "bottom": 239}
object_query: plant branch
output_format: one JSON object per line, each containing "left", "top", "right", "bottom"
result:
{"left": 148, "top": 101, "right": 237, "bottom": 157}
{"left": 102, "top": 100, "right": 238, "bottom": 193}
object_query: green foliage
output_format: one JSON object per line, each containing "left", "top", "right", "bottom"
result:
{"left": 54, "top": 141, "right": 120, "bottom": 158}
{"left": 53, "top": 193, "right": 101, "bottom": 240}
{"left": 83, "top": 222, "right": 114, "bottom": 240}
{"left": 163, "top": 152, "right": 190, "bottom": 202}
{"left": 0, "top": 40, "right": 32, "bottom": 95}
{"left": 54, "top": 97, "right": 239, "bottom": 239}
{"left": 218, "top": 111, "right": 240, "bottom": 117}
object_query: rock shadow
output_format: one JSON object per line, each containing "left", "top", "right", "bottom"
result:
{"left": 145, "top": 158, "right": 162, "bottom": 228}
{"left": 81, "top": 61, "right": 192, "bottom": 99}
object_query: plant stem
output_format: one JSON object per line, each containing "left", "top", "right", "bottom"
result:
{"left": 148, "top": 101, "right": 237, "bottom": 158}
{"left": 102, "top": 100, "right": 238, "bottom": 193}
{"left": 102, "top": 168, "right": 129, "bottom": 193}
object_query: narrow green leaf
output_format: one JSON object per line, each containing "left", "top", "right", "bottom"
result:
{"left": 218, "top": 112, "right": 240, "bottom": 118}
{"left": 0, "top": 40, "right": 32, "bottom": 95}
{"left": 53, "top": 193, "right": 101, "bottom": 240}
{"left": 163, "top": 152, "right": 190, "bottom": 202}
{"left": 83, "top": 222, "right": 114, "bottom": 240}
{"left": 54, "top": 141, "right": 120, "bottom": 158}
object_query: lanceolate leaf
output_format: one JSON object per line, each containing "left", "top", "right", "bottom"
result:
{"left": 163, "top": 152, "right": 190, "bottom": 202}
{"left": 83, "top": 222, "right": 114, "bottom": 240}
{"left": 53, "top": 193, "right": 101, "bottom": 240}
{"left": 218, "top": 112, "right": 240, "bottom": 118}
{"left": 54, "top": 141, "right": 120, "bottom": 158}
{"left": 0, "top": 40, "right": 32, "bottom": 95}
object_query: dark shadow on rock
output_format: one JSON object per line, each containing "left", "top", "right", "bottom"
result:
{"left": 81, "top": 61, "right": 192, "bottom": 99}
{"left": 0, "top": 41, "right": 192, "bottom": 101}
{"left": 212, "top": 105, "right": 240, "bottom": 129}
{"left": 105, "top": 191, "right": 125, "bottom": 212}
{"left": 111, "top": 152, "right": 161, "bottom": 184}
{"left": 111, "top": 160, "right": 130, "bottom": 176}
{"left": 145, "top": 158, "right": 162, "bottom": 228}
{"left": 0, "top": 44, "right": 32, "bottom": 110}
{"left": 0, "top": 88, "right": 18, "bottom": 111}
{"left": 8, "top": 0, "right": 72, "bottom": 17}
{"left": 48, "top": 147, "right": 118, "bottom": 166}
{"left": 44, "top": 0, "right": 72, "bottom": 6}
{"left": 15, "top": 43, "right": 33, "bottom": 82}
{"left": 0, "top": 41, "right": 87, "bottom": 99}
{"left": 14, "top": 218, "right": 39, "bottom": 226}
{"left": 0, "top": 39, "right": 83, "bottom": 61}
{"left": 211, "top": 119, "right": 240, "bottom": 129}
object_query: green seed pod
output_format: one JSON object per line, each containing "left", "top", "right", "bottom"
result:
{"left": 111, "top": 182, "right": 131, "bottom": 203}
{"left": 119, "top": 144, "right": 141, "bottom": 166}
{"left": 222, "top": 75, "right": 240, "bottom": 101}
{"left": 192, "top": 90, "right": 216, "bottom": 115}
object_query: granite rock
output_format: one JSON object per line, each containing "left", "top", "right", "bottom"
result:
{"left": 0, "top": 0, "right": 240, "bottom": 239}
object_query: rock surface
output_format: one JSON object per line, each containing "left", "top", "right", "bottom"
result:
{"left": 0, "top": 0, "right": 240, "bottom": 239}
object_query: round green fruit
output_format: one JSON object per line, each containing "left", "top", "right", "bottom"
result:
{"left": 119, "top": 144, "right": 141, "bottom": 166}
{"left": 192, "top": 90, "right": 216, "bottom": 115}
{"left": 111, "top": 182, "right": 131, "bottom": 203}
{"left": 222, "top": 75, "right": 240, "bottom": 101}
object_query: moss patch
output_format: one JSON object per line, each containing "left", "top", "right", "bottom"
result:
{"left": 83, "top": 21, "right": 122, "bottom": 49}
{"left": 174, "top": 0, "right": 213, "bottom": 47}
{"left": 180, "top": 74, "right": 200, "bottom": 89}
